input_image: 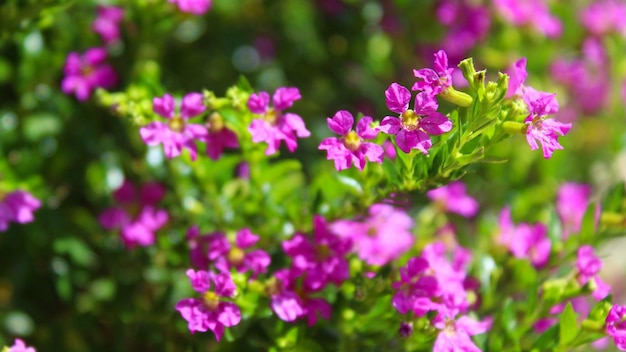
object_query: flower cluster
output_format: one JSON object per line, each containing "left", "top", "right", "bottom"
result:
{"left": 497, "top": 207, "right": 551, "bottom": 268}
{"left": 392, "top": 242, "right": 491, "bottom": 351}
{"left": 92, "top": 5, "right": 124, "bottom": 45}
{"left": 0, "top": 190, "right": 41, "bottom": 232}
{"left": 99, "top": 179, "right": 168, "bottom": 248}
{"left": 175, "top": 269, "right": 241, "bottom": 341}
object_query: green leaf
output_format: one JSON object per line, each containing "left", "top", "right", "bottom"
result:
{"left": 236, "top": 75, "right": 253, "bottom": 93}
{"left": 532, "top": 324, "right": 558, "bottom": 350}
{"left": 559, "top": 302, "right": 579, "bottom": 346}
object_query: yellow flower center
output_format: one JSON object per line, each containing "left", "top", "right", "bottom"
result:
{"left": 208, "top": 112, "right": 225, "bottom": 133}
{"left": 401, "top": 109, "right": 420, "bottom": 131}
{"left": 264, "top": 108, "right": 278, "bottom": 125}
{"left": 169, "top": 115, "right": 185, "bottom": 132}
{"left": 81, "top": 64, "right": 94, "bottom": 76}
{"left": 343, "top": 130, "right": 361, "bottom": 151}
{"left": 265, "top": 277, "right": 280, "bottom": 296}
{"left": 315, "top": 244, "right": 331, "bottom": 260}
{"left": 227, "top": 247, "right": 245, "bottom": 266}
{"left": 203, "top": 291, "right": 220, "bottom": 310}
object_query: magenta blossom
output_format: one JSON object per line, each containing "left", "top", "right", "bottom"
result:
{"left": 206, "top": 228, "right": 271, "bottom": 277}
{"left": 169, "top": 0, "right": 212, "bottom": 15}
{"left": 268, "top": 268, "right": 332, "bottom": 326}
{"left": 392, "top": 257, "right": 440, "bottom": 315}
{"left": 525, "top": 94, "right": 571, "bottom": 159}
{"left": 8, "top": 339, "right": 36, "bottom": 352}
{"left": 61, "top": 47, "right": 117, "bottom": 101}
{"left": 493, "top": 0, "right": 562, "bottom": 38}
{"left": 92, "top": 5, "right": 124, "bottom": 44}
{"left": 497, "top": 207, "right": 551, "bottom": 268}
{"left": 378, "top": 83, "right": 452, "bottom": 154}
{"left": 606, "top": 305, "right": 626, "bottom": 350}
{"left": 282, "top": 215, "right": 352, "bottom": 292}
{"left": 576, "top": 245, "right": 610, "bottom": 300}
{"left": 175, "top": 269, "right": 241, "bottom": 340}
{"left": 248, "top": 87, "right": 311, "bottom": 155}
{"left": 432, "top": 311, "right": 492, "bottom": 352}
{"left": 318, "top": 110, "right": 384, "bottom": 171}
{"left": 557, "top": 183, "right": 594, "bottom": 239}
{"left": 427, "top": 181, "right": 479, "bottom": 218}
{"left": 331, "top": 203, "right": 414, "bottom": 266}
{"left": 412, "top": 50, "right": 455, "bottom": 95}
{"left": 0, "top": 190, "right": 42, "bottom": 232}
{"left": 186, "top": 226, "right": 213, "bottom": 269}
{"left": 140, "top": 93, "right": 209, "bottom": 160}
{"left": 436, "top": 1, "right": 490, "bottom": 61}
{"left": 99, "top": 179, "right": 168, "bottom": 248}
{"left": 204, "top": 112, "right": 239, "bottom": 160}
{"left": 580, "top": 0, "right": 626, "bottom": 37}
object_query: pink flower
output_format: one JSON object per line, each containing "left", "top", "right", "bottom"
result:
{"left": 206, "top": 228, "right": 271, "bottom": 277}
{"left": 204, "top": 113, "right": 239, "bottom": 160}
{"left": 247, "top": 87, "right": 310, "bottom": 155}
{"left": 557, "top": 183, "right": 594, "bottom": 239}
{"left": 392, "top": 257, "right": 440, "bottom": 315}
{"left": 525, "top": 94, "right": 571, "bottom": 159}
{"left": 186, "top": 225, "right": 212, "bottom": 269}
{"left": 0, "top": 190, "right": 42, "bottom": 232}
{"left": 140, "top": 93, "right": 209, "bottom": 160}
{"left": 606, "top": 304, "right": 626, "bottom": 350}
{"left": 576, "top": 245, "right": 611, "bottom": 300}
{"left": 175, "top": 269, "right": 241, "bottom": 340}
{"left": 268, "top": 268, "right": 332, "bottom": 326}
{"left": 412, "top": 50, "right": 455, "bottom": 95}
{"left": 331, "top": 203, "right": 414, "bottom": 266}
{"left": 432, "top": 312, "right": 492, "bottom": 352}
{"left": 8, "top": 339, "right": 36, "bottom": 352}
{"left": 378, "top": 83, "right": 452, "bottom": 154}
{"left": 497, "top": 207, "right": 551, "bottom": 268}
{"left": 427, "top": 181, "right": 479, "bottom": 217}
{"left": 436, "top": 2, "right": 491, "bottom": 61}
{"left": 92, "top": 5, "right": 124, "bottom": 44}
{"left": 382, "top": 140, "right": 396, "bottom": 160}
{"left": 61, "top": 48, "right": 117, "bottom": 101}
{"left": 580, "top": 0, "right": 626, "bottom": 37}
{"left": 99, "top": 179, "right": 168, "bottom": 248}
{"left": 493, "top": 0, "right": 562, "bottom": 38}
{"left": 318, "top": 110, "right": 384, "bottom": 171}
{"left": 282, "top": 215, "right": 352, "bottom": 291}
{"left": 169, "top": 0, "right": 212, "bottom": 15}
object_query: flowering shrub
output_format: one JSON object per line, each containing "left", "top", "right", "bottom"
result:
{"left": 3, "top": 1, "right": 626, "bottom": 351}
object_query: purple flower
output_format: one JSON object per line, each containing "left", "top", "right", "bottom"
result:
{"left": 268, "top": 268, "right": 332, "bottom": 326}
{"left": 412, "top": 50, "right": 455, "bottom": 95}
{"left": 204, "top": 113, "right": 239, "bottom": 160}
{"left": 331, "top": 203, "right": 414, "bottom": 266}
{"left": 140, "top": 93, "right": 209, "bottom": 160}
{"left": 392, "top": 257, "right": 440, "bottom": 315}
{"left": 206, "top": 228, "right": 271, "bottom": 277}
{"left": 92, "top": 5, "right": 124, "bottom": 44}
{"left": 382, "top": 140, "right": 397, "bottom": 160}
{"left": 497, "top": 207, "right": 551, "bottom": 268}
{"left": 581, "top": 0, "right": 626, "bottom": 37}
{"left": 0, "top": 190, "right": 42, "bottom": 232}
{"left": 8, "top": 339, "right": 36, "bottom": 352}
{"left": 436, "top": 2, "right": 490, "bottom": 61}
{"left": 505, "top": 58, "right": 528, "bottom": 99}
{"left": 427, "top": 181, "right": 479, "bottom": 217}
{"left": 576, "top": 245, "right": 610, "bottom": 300}
{"left": 282, "top": 215, "right": 352, "bottom": 291}
{"left": 432, "top": 313, "right": 492, "bottom": 352}
{"left": 175, "top": 269, "right": 241, "bottom": 340}
{"left": 525, "top": 94, "right": 571, "bottom": 159}
{"left": 186, "top": 225, "right": 212, "bottom": 269}
{"left": 378, "top": 83, "right": 452, "bottom": 154}
{"left": 557, "top": 183, "right": 594, "bottom": 239}
{"left": 169, "top": 0, "right": 212, "bottom": 15}
{"left": 318, "top": 110, "right": 384, "bottom": 171}
{"left": 247, "top": 87, "right": 310, "bottom": 155}
{"left": 606, "top": 305, "right": 626, "bottom": 350}
{"left": 493, "top": 0, "right": 562, "bottom": 38}
{"left": 99, "top": 179, "right": 168, "bottom": 248}
{"left": 61, "top": 48, "right": 118, "bottom": 101}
